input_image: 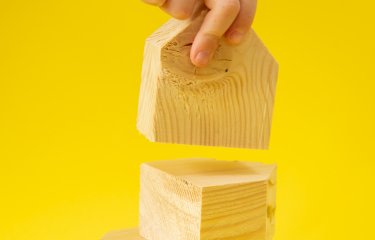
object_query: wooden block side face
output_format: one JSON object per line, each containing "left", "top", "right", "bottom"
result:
{"left": 136, "top": 40, "right": 161, "bottom": 141}
{"left": 153, "top": 19, "right": 278, "bottom": 149}
{"left": 139, "top": 164, "right": 202, "bottom": 240}
{"left": 137, "top": 17, "right": 193, "bottom": 142}
{"left": 200, "top": 181, "right": 268, "bottom": 240}
{"left": 101, "top": 228, "right": 144, "bottom": 240}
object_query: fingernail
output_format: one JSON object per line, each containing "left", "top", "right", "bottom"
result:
{"left": 195, "top": 51, "right": 210, "bottom": 66}
{"left": 229, "top": 31, "right": 245, "bottom": 44}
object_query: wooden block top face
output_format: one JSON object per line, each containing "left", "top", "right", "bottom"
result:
{"left": 144, "top": 158, "right": 276, "bottom": 187}
{"left": 101, "top": 228, "right": 143, "bottom": 240}
{"left": 137, "top": 10, "right": 279, "bottom": 149}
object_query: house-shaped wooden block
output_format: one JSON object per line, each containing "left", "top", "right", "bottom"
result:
{"left": 137, "top": 11, "right": 278, "bottom": 149}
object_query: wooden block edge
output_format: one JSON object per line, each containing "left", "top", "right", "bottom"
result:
{"left": 101, "top": 228, "right": 144, "bottom": 240}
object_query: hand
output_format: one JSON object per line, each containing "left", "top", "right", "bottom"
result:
{"left": 143, "top": 0, "right": 257, "bottom": 67}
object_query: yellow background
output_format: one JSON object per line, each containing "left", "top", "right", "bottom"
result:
{"left": 1, "top": 0, "right": 374, "bottom": 239}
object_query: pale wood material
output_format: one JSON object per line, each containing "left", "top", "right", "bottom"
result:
{"left": 101, "top": 228, "right": 144, "bottom": 240}
{"left": 137, "top": 10, "right": 278, "bottom": 149}
{"left": 140, "top": 158, "right": 277, "bottom": 240}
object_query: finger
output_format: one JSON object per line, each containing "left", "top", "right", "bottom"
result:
{"left": 225, "top": 0, "right": 257, "bottom": 44}
{"left": 142, "top": 0, "right": 167, "bottom": 6}
{"left": 161, "top": 0, "right": 196, "bottom": 20}
{"left": 191, "top": 0, "right": 240, "bottom": 67}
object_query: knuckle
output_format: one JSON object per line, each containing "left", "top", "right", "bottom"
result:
{"left": 172, "top": 8, "right": 193, "bottom": 20}
{"left": 203, "top": 32, "right": 221, "bottom": 41}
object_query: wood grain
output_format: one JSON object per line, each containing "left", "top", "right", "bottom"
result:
{"left": 137, "top": 11, "right": 278, "bottom": 149}
{"left": 139, "top": 158, "right": 277, "bottom": 240}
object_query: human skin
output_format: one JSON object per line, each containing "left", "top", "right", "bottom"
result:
{"left": 142, "top": 0, "right": 258, "bottom": 67}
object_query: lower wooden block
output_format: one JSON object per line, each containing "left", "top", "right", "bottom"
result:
{"left": 140, "top": 158, "right": 277, "bottom": 240}
{"left": 101, "top": 228, "right": 143, "bottom": 240}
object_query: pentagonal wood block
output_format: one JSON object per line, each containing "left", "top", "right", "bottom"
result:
{"left": 140, "top": 159, "right": 277, "bottom": 240}
{"left": 101, "top": 228, "right": 143, "bottom": 240}
{"left": 137, "top": 10, "right": 278, "bottom": 149}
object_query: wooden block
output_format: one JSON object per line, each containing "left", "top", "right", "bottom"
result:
{"left": 101, "top": 228, "right": 144, "bottom": 240}
{"left": 140, "top": 159, "right": 277, "bottom": 240}
{"left": 137, "top": 10, "right": 278, "bottom": 149}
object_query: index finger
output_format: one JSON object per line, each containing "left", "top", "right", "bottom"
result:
{"left": 191, "top": 0, "right": 240, "bottom": 67}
